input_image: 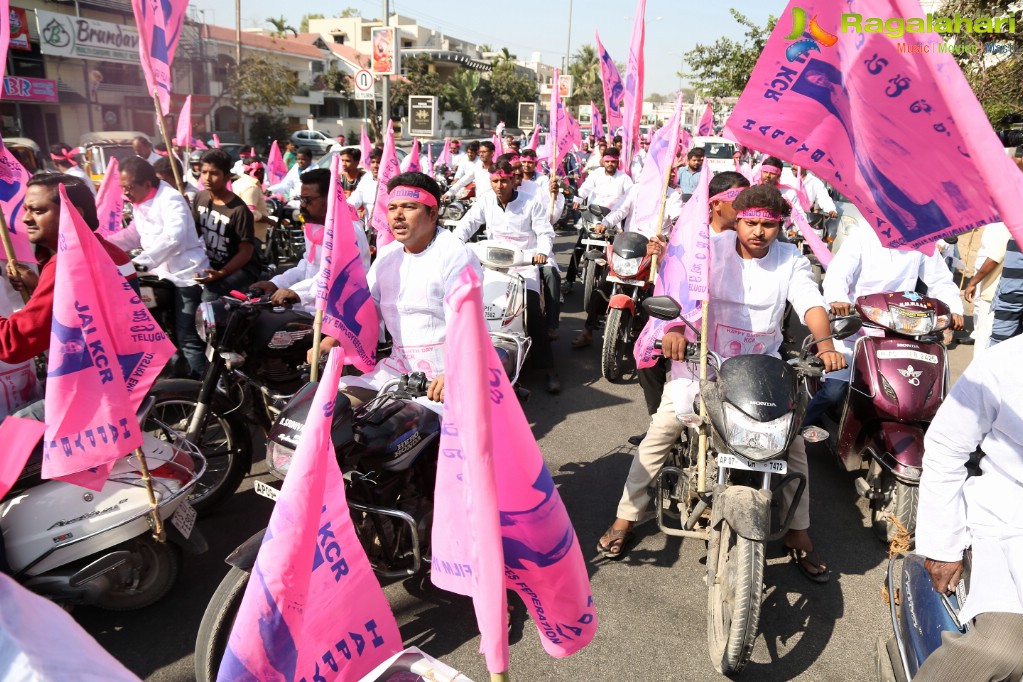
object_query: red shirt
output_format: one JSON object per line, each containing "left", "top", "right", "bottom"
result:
{"left": 0, "top": 236, "right": 136, "bottom": 364}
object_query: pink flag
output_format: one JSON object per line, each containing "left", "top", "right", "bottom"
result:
{"left": 359, "top": 125, "right": 373, "bottom": 170}
{"left": 130, "top": 0, "right": 188, "bottom": 114}
{"left": 174, "top": 95, "right": 192, "bottom": 148}
{"left": 631, "top": 94, "right": 684, "bottom": 238}
{"left": 265, "top": 140, "right": 288, "bottom": 189}
{"left": 0, "top": 137, "right": 39, "bottom": 262}
{"left": 528, "top": 125, "right": 541, "bottom": 151}
{"left": 697, "top": 101, "right": 714, "bottom": 137}
{"left": 436, "top": 137, "right": 453, "bottom": 169}
{"left": 634, "top": 157, "right": 711, "bottom": 369}
{"left": 426, "top": 143, "right": 434, "bottom": 178}
{"left": 219, "top": 348, "right": 402, "bottom": 682}
{"left": 433, "top": 265, "right": 598, "bottom": 670}
{"left": 0, "top": 416, "right": 46, "bottom": 498}
{"left": 727, "top": 0, "right": 1023, "bottom": 250}
{"left": 620, "top": 0, "right": 646, "bottom": 171}
{"left": 791, "top": 205, "right": 833, "bottom": 268}
{"left": 595, "top": 30, "right": 624, "bottom": 132}
{"left": 492, "top": 133, "right": 504, "bottom": 158}
{"left": 591, "top": 102, "right": 604, "bottom": 140}
{"left": 211, "top": 133, "right": 221, "bottom": 149}
{"left": 95, "top": 157, "right": 124, "bottom": 237}
{"left": 44, "top": 185, "right": 176, "bottom": 487}
{"left": 401, "top": 138, "right": 421, "bottom": 173}
{"left": 0, "top": 0, "right": 9, "bottom": 83}
{"left": 548, "top": 68, "right": 579, "bottom": 169}
{"left": 315, "top": 155, "right": 378, "bottom": 373}
{"left": 371, "top": 121, "right": 400, "bottom": 248}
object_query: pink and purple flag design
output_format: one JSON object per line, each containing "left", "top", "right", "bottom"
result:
{"left": 359, "top": 125, "right": 373, "bottom": 170}
{"left": 130, "top": 0, "right": 188, "bottom": 114}
{"left": 620, "top": 0, "right": 646, "bottom": 171}
{"left": 591, "top": 101, "right": 604, "bottom": 140}
{"left": 218, "top": 348, "right": 402, "bottom": 682}
{"left": 95, "top": 156, "right": 124, "bottom": 238}
{"left": 630, "top": 94, "right": 684, "bottom": 238}
{"left": 432, "top": 265, "right": 598, "bottom": 672}
{"left": 728, "top": 0, "right": 1023, "bottom": 250}
{"left": 316, "top": 155, "right": 378, "bottom": 373}
{"left": 436, "top": 137, "right": 453, "bottom": 169}
{"left": 401, "top": 138, "right": 421, "bottom": 173}
{"left": 0, "top": 136, "right": 37, "bottom": 262}
{"left": 698, "top": 102, "right": 714, "bottom": 137}
{"left": 265, "top": 140, "right": 288, "bottom": 188}
{"left": 595, "top": 30, "right": 624, "bottom": 132}
{"left": 371, "top": 121, "right": 400, "bottom": 248}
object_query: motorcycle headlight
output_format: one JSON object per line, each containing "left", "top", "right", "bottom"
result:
{"left": 859, "top": 304, "right": 892, "bottom": 330}
{"left": 266, "top": 440, "right": 295, "bottom": 480}
{"left": 195, "top": 302, "right": 217, "bottom": 342}
{"left": 723, "top": 404, "right": 793, "bottom": 462}
{"left": 612, "top": 254, "right": 642, "bottom": 277}
{"left": 890, "top": 306, "right": 936, "bottom": 335}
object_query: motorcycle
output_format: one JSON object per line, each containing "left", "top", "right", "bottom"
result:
{"left": 261, "top": 197, "right": 306, "bottom": 275}
{"left": 193, "top": 373, "right": 439, "bottom": 682}
{"left": 642, "top": 295, "right": 861, "bottom": 674}
{"left": 805, "top": 291, "right": 951, "bottom": 543}
{"left": 0, "top": 399, "right": 206, "bottom": 610}
{"left": 143, "top": 292, "right": 315, "bottom": 514}
{"left": 439, "top": 194, "right": 474, "bottom": 231}
{"left": 600, "top": 230, "right": 652, "bottom": 382}
{"left": 575, "top": 204, "right": 612, "bottom": 314}
{"left": 877, "top": 552, "right": 970, "bottom": 681}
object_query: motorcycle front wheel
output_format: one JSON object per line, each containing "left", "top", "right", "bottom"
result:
{"left": 194, "top": 566, "right": 249, "bottom": 682}
{"left": 707, "top": 519, "right": 764, "bottom": 675}
{"left": 143, "top": 382, "right": 253, "bottom": 515}
{"left": 601, "top": 307, "right": 631, "bottom": 382}
{"left": 583, "top": 259, "right": 597, "bottom": 314}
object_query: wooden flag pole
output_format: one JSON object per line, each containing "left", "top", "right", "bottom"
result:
{"left": 133, "top": 447, "right": 166, "bottom": 541}
{"left": 490, "top": 673, "right": 509, "bottom": 682}
{"left": 309, "top": 309, "right": 324, "bottom": 383}
{"left": 696, "top": 300, "right": 710, "bottom": 494}
{"left": 647, "top": 161, "right": 675, "bottom": 282}
{"left": 0, "top": 211, "right": 30, "bottom": 304}
{"left": 152, "top": 90, "right": 187, "bottom": 196}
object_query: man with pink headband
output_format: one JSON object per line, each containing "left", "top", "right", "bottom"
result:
{"left": 445, "top": 140, "right": 496, "bottom": 201}
{"left": 598, "top": 184, "right": 844, "bottom": 583}
{"left": 49, "top": 144, "right": 94, "bottom": 195}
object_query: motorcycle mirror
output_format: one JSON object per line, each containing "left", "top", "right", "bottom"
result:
{"left": 642, "top": 295, "right": 682, "bottom": 321}
{"left": 589, "top": 204, "right": 610, "bottom": 218}
{"left": 943, "top": 235, "right": 959, "bottom": 245}
{"left": 830, "top": 315, "right": 863, "bottom": 340}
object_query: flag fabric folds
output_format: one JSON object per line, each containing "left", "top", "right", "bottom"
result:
{"left": 315, "top": 155, "right": 378, "bottom": 373}
{"left": 371, "top": 121, "right": 400, "bottom": 248}
{"left": 0, "top": 136, "right": 40, "bottom": 262}
{"left": 595, "top": 30, "right": 624, "bottom": 132}
{"left": 218, "top": 348, "right": 402, "bottom": 682}
{"left": 432, "top": 265, "right": 598, "bottom": 672}
{"left": 697, "top": 102, "right": 714, "bottom": 137}
{"left": 630, "top": 94, "right": 684, "bottom": 238}
{"left": 437, "top": 137, "right": 453, "bottom": 169}
{"left": 528, "top": 125, "right": 541, "bottom": 151}
{"left": 130, "top": 0, "right": 188, "bottom": 114}
{"left": 591, "top": 102, "right": 604, "bottom": 140}
{"left": 359, "top": 124, "right": 373, "bottom": 170}
{"left": 95, "top": 157, "right": 124, "bottom": 237}
{"left": 620, "top": 0, "right": 646, "bottom": 171}
{"left": 727, "top": 0, "right": 1023, "bottom": 250}
{"left": 401, "top": 138, "right": 421, "bottom": 173}
{"left": 174, "top": 95, "right": 192, "bottom": 149}
{"left": 265, "top": 140, "right": 288, "bottom": 188}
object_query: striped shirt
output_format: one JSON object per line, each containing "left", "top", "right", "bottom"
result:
{"left": 990, "top": 237, "right": 1023, "bottom": 345}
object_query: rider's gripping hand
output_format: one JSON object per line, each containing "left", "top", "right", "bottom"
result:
{"left": 269, "top": 288, "right": 300, "bottom": 305}
{"left": 307, "top": 336, "right": 339, "bottom": 365}
{"left": 427, "top": 374, "right": 445, "bottom": 403}
{"left": 661, "top": 330, "right": 688, "bottom": 362}
{"left": 647, "top": 235, "right": 666, "bottom": 259}
{"left": 829, "top": 301, "right": 852, "bottom": 317}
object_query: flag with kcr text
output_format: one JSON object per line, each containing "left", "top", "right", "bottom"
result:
{"left": 130, "top": 0, "right": 188, "bottom": 114}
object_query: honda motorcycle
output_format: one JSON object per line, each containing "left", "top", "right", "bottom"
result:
{"left": 193, "top": 373, "right": 439, "bottom": 682}
{"left": 600, "top": 230, "right": 652, "bottom": 382}
{"left": 143, "top": 292, "right": 315, "bottom": 514}
{"left": 805, "top": 291, "right": 951, "bottom": 543}
{"left": 576, "top": 204, "right": 612, "bottom": 314}
{"left": 262, "top": 197, "right": 306, "bottom": 275}
{"left": 643, "top": 295, "right": 861, "bottom": 674}
{"left": 1, "top": 399, "right": 206, "bottom": 611}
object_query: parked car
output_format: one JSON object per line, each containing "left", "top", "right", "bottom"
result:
{"left": 290, "top": 129, "right": 336, "bottom": 155}
{"left": 690, "top": 136, "right": 737, "bottom": 176}
{"left": 80, "top": 131, "right": 148, "bottom": 188}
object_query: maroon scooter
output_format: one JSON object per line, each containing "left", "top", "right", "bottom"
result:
{"left": 807, "top": 291, "right": 952, "bottom": 543}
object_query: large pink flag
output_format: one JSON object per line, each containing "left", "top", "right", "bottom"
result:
{"left": 697, "top": 102, "right": 714, "bottom": 137}
{"left": 0, "top": 137, "right": 38, "bottom": 262}
{"left": 591, "top": 102, "right": 604, "bottom": 140}
{"left": 728, "top": 0, "right": 1023, "bottom": 250}
{"left": 174, "top": 94, "right": 192, "bottom": 149}
{"left": 219, "top": 348, "right": 402, "bottom": 682}
{"left": 264, "top": 141, "right": 287, "bottom": 189}
{"left": 0, "top": 416, "right": 46, "bottom": 498}
{"left": 630, "top": 94, "right": 684, "bottom": 238}
{"left": 130, "top": 0, "right": 188, "bottom": 114}
{"left": 634, "top": 158, "right": 711, "bottom": 369}
{"left": 359, "top": 125, "right": 373, "bottom": 170}
{"left": 44, "top": 185, "right": 176, "bottom": 487}
{"left": 315, "top": 155, "right": 378, "bottom": 373}
{"left": 401, "top": 138, "right": 421, "bottom": 173}
{"left": 95, "top": 157, "right": 123, "bottom": 237}
{"left": 433, "top": 265, "right": 598, "bottom": 669}
{"left": 436, "top": 137, "right": 453, "bottom": 169}
{"left": 595, "top": 30, "right": 624, "bottom": 132}
{"left": 371, "top": 121, "right": 399, "bottom": 248}
{"left": 620, "top": 0, "right": 646, "bottom": 171}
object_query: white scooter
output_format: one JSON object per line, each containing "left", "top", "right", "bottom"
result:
{"left": 468, "top": 240, "right": 535, "bottom": 391}
{"left": 0, "top": 400, "right": 206, "bottom": 610}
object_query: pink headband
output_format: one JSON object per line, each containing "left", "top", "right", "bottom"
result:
{"left": 602, "top": 155, "right": 618, "bottom": 162}
{"left": 509, "top": 156, "right": 524, "bottom": 164}
{"left": 710, "top": 187, "right": 744, "bottom": 203}
{"left": 50, "top": 148, "right": 79, "bottom": 166}
{"left": 245, "top": 161, "right": 264, "bottom": 174}
{"left": 489, "top": 169, "right": 516, "bottom": 178}
{"left": 736, "top": 208, "right": 783, "bottom": 221}
{"left": 760, "top": 165, "right": 782, "bottom": 174}
{"left": 387, "top": 185, "right": 438, "bottom": 208}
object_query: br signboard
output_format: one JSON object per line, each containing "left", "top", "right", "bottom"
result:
{"left": 408, "top": 96, "right": 437, "bottom": 138}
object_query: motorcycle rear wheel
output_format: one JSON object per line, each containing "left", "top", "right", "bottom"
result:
{"left": 707, "top": 519, "right": 764, "bottom": 675}
{"left": 870, "top": 462, "right": 919, "bottom": 545}
{"left": 194, "top": 566, "right": 249, "bottom": 682}
{"left": 92, "top": 536, "right": 182, "bottom": 611}
{"left": 601, "top": 308, "right": 631, "bottom": 382}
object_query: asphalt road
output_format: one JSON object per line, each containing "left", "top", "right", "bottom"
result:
{"left": 74, "top": 232, "right": 976, "bottom": 682}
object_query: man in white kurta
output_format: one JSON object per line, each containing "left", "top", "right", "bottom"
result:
{"left": 573, "top": 148, "right": 634, "bottom": 213}
{"left": 964, "top": 222, "right": 1011, "bottom": 355}
{"left": 444, "top": 141, "right": 496, "bottom": 201}
{"left": 914, "top": 333, "right": 1023, "bottom": 681}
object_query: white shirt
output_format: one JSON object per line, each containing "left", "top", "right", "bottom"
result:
{"left": 343, "top": 228, "right": 482, "bottom": 408}
{"left": 576, "top": 169, "right": 633, "bottom": 212}
{"left": 447, "top": 161, "right": 495, "bottom": 201}
{"left": 523, "top": 173, "right": 565, "bottom": 228}
{"left": 65, "top": 165, "right": 96, "bottom": 195}
{"left": 452, "top": 189, "right": 554, "bottom": 293}
{"left": 975, "top": 223, "right": 1012, "bottom": 302}
{"left": 267, "top": 163, "right": 305, "bottom": 200}
{"left": 800, "top": 172, "right": 836, "bottom": 214}
{"left": 603, "top": 184, "right": 683, "bottom": 238}
{"left": 144, "top": 151, "right": 162, "bottom": 165}
{"left": 347, "top": 173, "right": 379, "bottom": 230}
{"left": 106, "top": 181, "right": 209, "bottom": 287}
{"left": 452, "top": 155, "right": 479, "bottom": 182}
{"left": 271, "top": 222, "right": 370, "bottom": 309}
{"left": 917, "top": 334, "right": 1023, "bottom": 622}
{"left": 630, "top": 148, "right": 648, "bottom": 177}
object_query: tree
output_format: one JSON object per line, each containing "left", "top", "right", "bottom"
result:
{"left": 388, "top": 54, "right": 443, "bottom": 118}
{"left": 228, "top": 53, "right": 299, "bottom": 118}
{"left": 299, "top": 13, "right": 324, "bottom": 33}
{"left": 683, "top": 9, "right": 778, "bottom": 98}
{"left": 567, "top": 44, "right": 602, "bottom": 110}
{"left": 337, "top": 7, "right": 361, "bottom": 18}
{"left": 479, "top": 55, "right": 538, "bottom": 124}
{"left": 648, "top": 92, "right": 669, "bottom": 105}
{"left": 315, "top": 65, "right": 351, "bottom": 97}
{"left": 938, "top": 0, "right": 1023, "bottom": 124}
{"left": 441, "top": 69, "right": 480, "bottom": 128}
{"left": 265, "top": 16, "right": 297, "bottom": 37}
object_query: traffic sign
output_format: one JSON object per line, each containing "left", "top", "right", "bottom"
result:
{"left": 354, "top": 68, "right": 374, "bottom": 100}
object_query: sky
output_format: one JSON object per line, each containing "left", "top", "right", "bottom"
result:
{"left": 189, "top": 0, "right": 781, "bottom": 94}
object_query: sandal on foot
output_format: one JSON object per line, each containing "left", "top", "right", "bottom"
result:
{"left": 597, "top": 526, "right": 634, "bottom": 559}
{"left": 572, "top": 331, "right": 593, "bottom": 349}
{"left": 787, "top": 546, "right": 830, "bottom": 583}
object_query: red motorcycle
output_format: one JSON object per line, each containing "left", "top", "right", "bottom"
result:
{"left": 806, "top": 291, "right": 952, "bottom": 542}
{"left": 600, "top": 230, "right": 653, "bottom": 381}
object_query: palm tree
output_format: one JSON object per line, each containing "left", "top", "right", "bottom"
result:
{"left": 442, "top": 70, "right": 481, "bottom": 128}
{"left": 266, "top": 16, "right": 297, "bottom": 37}
{"left": 567, "top": 44, "right": 601, "bottom": 110}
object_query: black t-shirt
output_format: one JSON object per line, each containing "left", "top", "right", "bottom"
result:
{"left": 193, "top": 191, "right": 257, "bottom": 273}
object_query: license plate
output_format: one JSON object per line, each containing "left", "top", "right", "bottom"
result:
{"left": 140, "top": 286, "right": 157, "bottom": 309}
{"left": 717, "top": 453, "right": 787, "bottom": 475}
{"left": 170, "top": 502, "right": 197, "bottom": 539}
{"left": 877, "top": 349, "right": 938, "bottom": 364}
{"left": 204, "top": 341, "right": 215, "bottom": 362}
{"left": 581, "top": 239, "right": 606, "bottom": 248}
{"left": 254, "top": 480, "right": 279, "bottom": 501}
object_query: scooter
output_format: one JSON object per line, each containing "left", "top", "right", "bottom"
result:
{"left": 600, "top": 230, "right": 652, "bottom": 382}
{"left": 806, "top": 291, "right": 952, "bottom": 543}
{"left": 0, "top": 400, "right": 206, "bottom": 611}
{"left": 193, "top": 373, "right": 439, "bottom": 682}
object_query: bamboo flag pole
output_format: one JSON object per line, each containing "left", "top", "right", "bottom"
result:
{"left": 696, "top": 300, "right": 710, "bottom": 494}
{"left": 0, "top": 211, "right": 30, "bottom": 304}
{"left": 133, "top": 447, "right": 166, "bottom": 541}
{"left": 152, "top": 90, "right": 187, "bottom": 196}
{"left": 647, "top": 160, "right": 675, "bottom": 281}
{"left": 309, "top": 309, "right": 324, "bottom": 383}
{"left": 490, "top": 672, "right": 509, "bottom": 682}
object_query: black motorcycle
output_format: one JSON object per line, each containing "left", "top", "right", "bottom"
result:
{"left": 192, "top": 373, "right": 440, "bottom": 682}
{"left": 142, "top": 293, "right": 315, "bottom": 514}
{"left": 261, "top": 197, "right": 306, "bottom": 276}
